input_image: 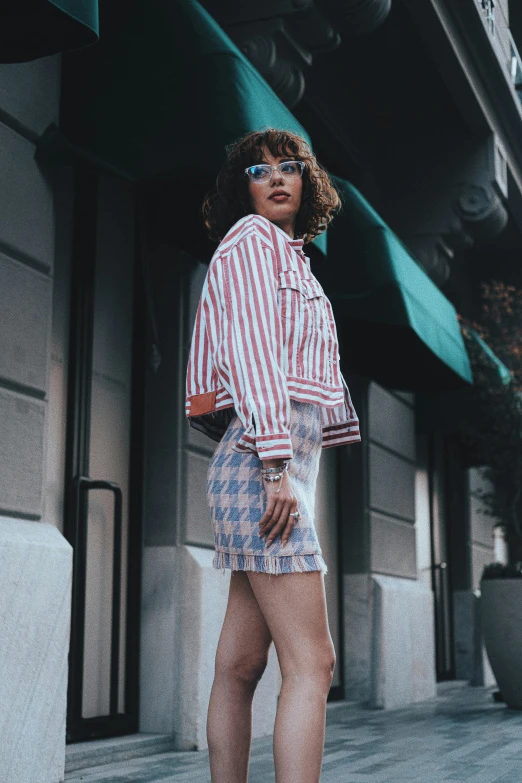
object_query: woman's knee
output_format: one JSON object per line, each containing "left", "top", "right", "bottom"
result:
{"left": 215, "top": 648, "right": 270, "bottom": 689}
{"left": 282, "top": 641, "right": 336, "bottom": 692}
{"left": 313, "top": 644, "right": 337, "bottom": 687}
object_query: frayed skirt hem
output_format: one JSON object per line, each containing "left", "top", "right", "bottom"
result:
{"left": 213, "top": 551, "right": 328, "bottom": 575}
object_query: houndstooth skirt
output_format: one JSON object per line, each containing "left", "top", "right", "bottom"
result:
{"left": 206, "top": 399, "right": 327, "bottom": 575}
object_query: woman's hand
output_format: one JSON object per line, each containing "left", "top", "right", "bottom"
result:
{"left": 259, "top": 468, "right": 299, "bottom": 547}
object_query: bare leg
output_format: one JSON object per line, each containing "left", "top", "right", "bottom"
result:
{"left": 207, "top": 570, "right": 273, "bottom": 783}
{"left": 246, "top": 571, "right": 335, "bottom": 783}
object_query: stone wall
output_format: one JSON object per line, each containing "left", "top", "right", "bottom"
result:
{"left": 341, "top": 381, "right": 437, "bottom": 707}
{"left": 0, "top": 54, "right": 73, "bottom": 783}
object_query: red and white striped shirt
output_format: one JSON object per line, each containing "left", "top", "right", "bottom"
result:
{"left": 185, "top": 214, "right": 361, "bottom": 459}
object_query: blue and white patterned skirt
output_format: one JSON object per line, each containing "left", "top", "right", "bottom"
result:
{"left": 206, "top": 399, "right": 327, "bottom": 575}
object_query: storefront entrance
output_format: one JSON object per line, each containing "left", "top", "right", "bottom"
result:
{"left": 64, "top": 169, "right": 145, "bottom": 742}
{"left": 428, "top": 435, "right": 455, "bottom": 681}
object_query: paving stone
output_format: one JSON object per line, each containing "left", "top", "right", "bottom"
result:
{"left": 65, "top": 683, "right": 522, "bottom": 783}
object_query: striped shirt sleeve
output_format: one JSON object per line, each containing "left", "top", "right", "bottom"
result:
{"left": 321, "top": 372, "right": 361, "bottom": 447}
{"left": 221, "top": 231, "right": 293, "bottom": 460}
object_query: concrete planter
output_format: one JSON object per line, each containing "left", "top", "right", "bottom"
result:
{"left": 481, "top": 578, "right": 522, "bottom": 709}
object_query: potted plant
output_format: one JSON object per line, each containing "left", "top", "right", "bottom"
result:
{"left": 459, "top": 280, "right": 522, "bottom": 709}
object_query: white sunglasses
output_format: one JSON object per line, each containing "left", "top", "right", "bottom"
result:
{"left": 244, "top": 160, "right": 305, "bottom": 183}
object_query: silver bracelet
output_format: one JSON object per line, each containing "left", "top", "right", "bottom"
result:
{"left": 261, "top": 461, "right": 288, "bottom": 474}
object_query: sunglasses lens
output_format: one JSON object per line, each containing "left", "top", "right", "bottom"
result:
{"left": 279, "top": 161, "right": 303, "bottom": 177}
{"left": 246, "top": 161, "right": 304, "bottom": 182}
{"left": 248, "top": 165, "right": 271, "bottom": 182}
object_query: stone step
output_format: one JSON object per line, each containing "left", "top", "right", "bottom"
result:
{"left": 65, "top": 732, "right": 177, "bottom": 772}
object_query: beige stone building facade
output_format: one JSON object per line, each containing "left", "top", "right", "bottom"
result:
{"left": 4, "top": 1, "right": 522, "bottom": 780}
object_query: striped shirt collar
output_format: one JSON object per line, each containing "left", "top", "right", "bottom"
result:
{"left": 269, "top": 220, "right": 310, "bottom": 270}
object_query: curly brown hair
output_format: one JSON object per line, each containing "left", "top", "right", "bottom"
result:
{"left": 202, "top": 128, "right": 341, "bottom": 245}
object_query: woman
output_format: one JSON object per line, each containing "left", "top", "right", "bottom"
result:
{"left": 185, "top": 128, "right": 361, "bottom": 783}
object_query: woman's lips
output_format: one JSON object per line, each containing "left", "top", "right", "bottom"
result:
{"left": 270, "top": 194, "right": 290, "bottom": 202}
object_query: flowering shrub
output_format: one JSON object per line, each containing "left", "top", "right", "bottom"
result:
{"left": 469, "top": 281, "right": 522, "bottom": 390}
{"left": 459, "top": 281, "right": 522, "bottom": 549}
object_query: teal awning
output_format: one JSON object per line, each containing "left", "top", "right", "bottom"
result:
{"left": 36, "top": 0, "right": 326, "bottom": 258}
{"left": 317, "top": 177, "right": 473, "bottom": 390}
{"left": 462, "top": 326, "right": 512, "bottom": 386}
{"left": 0, "top": 0, "right": 99, "bottom": 63}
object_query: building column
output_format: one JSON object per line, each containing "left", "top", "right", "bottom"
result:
{"left": 0, "top": 54, "right": 73, "bottom": 783}
{"left": 0, "top": 518, "right": 72, "bottom": 783}
{"left": 339, "top": 376, "right": 437, "bottom": 708}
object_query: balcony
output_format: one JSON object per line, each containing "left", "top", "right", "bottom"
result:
{"left": 475, "top": 0, "right": 522, "bottom": 109}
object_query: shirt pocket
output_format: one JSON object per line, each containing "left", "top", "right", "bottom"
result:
{"left": 277, "top": 270, "right": 332, "bottom": 382}
{"left": 277, "top": 270, "right": 324, "bottom": 327}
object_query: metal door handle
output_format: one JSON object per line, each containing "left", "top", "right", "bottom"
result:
{"left": 74, "top": 475, "right": 123, "bottom": 717}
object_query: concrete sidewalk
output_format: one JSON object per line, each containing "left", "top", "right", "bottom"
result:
{"left": 65, "top": 682, "right": 522, "bottom": 783}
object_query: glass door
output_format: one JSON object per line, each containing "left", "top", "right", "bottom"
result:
{"left": 64, "top": 168, "right": 145, "bottom": 742}
{"left": 429, "top": 434, "right": 455, "bottom": 681}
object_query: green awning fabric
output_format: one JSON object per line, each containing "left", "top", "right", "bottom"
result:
{"left": 318, "top": 177, "right": 473, "bottom": 390}
{"left": 0, "top": 0, "right": 99, "bottom": 63}
{"left": 462, "top": 326, "right": 512, "bottom": 386}
{"left": 37, "top": 0, "right": 326, "bottom": 258}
